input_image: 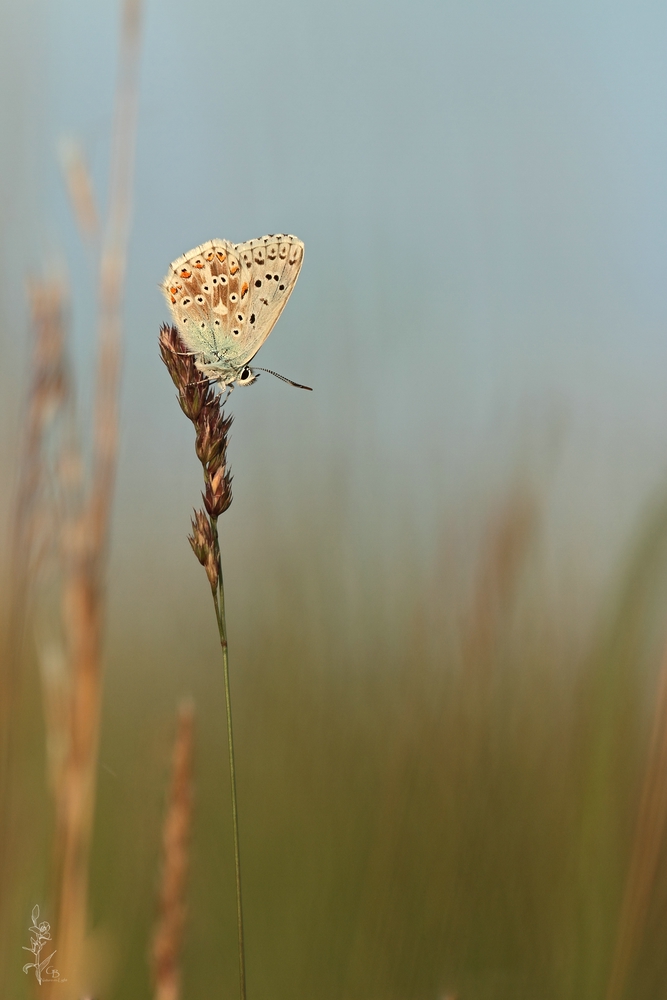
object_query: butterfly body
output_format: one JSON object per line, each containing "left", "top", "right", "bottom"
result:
{"left": 162, "top": 234, "right": 304, "bottom": 391}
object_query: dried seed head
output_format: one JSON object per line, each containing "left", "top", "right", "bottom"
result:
{"left": 159, "top": 324, "right": 214, "bottom": 422}
{"left": 194, "top": 405, "right": 233, "bottom": 467}
{"left": 203, "top": 456, "right": 233, "bottom": 518}
{"left": 160, "top": 322, "right": 234, "bottom": 528}
{"left": 187, "top": 510, "right": 218, "bottom": 590}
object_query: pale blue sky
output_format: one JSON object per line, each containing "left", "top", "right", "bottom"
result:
{"left": 3, "top": 0, "right": 667, "bottom": 589}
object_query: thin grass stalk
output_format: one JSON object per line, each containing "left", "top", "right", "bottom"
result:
{"left": 50, "top": 1, "right": 142, "bottom": 993}
{"left": 0, "top": 278, "right": 73, "bottom": 987}
{"left": 90, "top": 0, "right": 141, "bottom": 553}
{"left": 210, "top": 515, "right": 247, "bottom": 1000}
{"left": 160, "top": 324, "right": 245, "bottom": 1000}
{"left": 462, "top": 487, "right": 538, "bottom": 675}
{"left": 152, "top": 700, "right": 195, "bottom": 1000}
{"left": 0, "top": 279, "right": 67, "bottom": 770}
{"left": 59, "top": 141, "right": 100, "bottom": 245}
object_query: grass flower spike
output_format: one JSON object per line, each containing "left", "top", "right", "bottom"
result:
{"left": 159, "top": 321, "right": 246, "bottom": 1000}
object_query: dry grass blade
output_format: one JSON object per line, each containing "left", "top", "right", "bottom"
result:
{"left": 152, "top": 700, "right": 196, "bottom": 1000}
{"left": 59, "top": 140, "right": 100, "bottom": 243}
{"left": 0, "top": 276, "right": 74, "bottom": 981}
{"left": 90, "top": 0, "right": 142, "bottom": 554}
{"left": 48, "top": 0, "right": 143, "bottom": 994}
{"left": 159, "top": 323, "right": 245, "bottom": 998}
{"left": 462, "top": 487, "right": 538, "bottom": 674}
{"left": 605, "top": 639, "right": 667, "bottom": 1000}
{"left": 1, "top": 277, "right": 70, "bottom": 768}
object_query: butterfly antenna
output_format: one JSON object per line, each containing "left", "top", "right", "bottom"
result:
{"left": 253, "top": 367, "right": 313, "bottom": 391}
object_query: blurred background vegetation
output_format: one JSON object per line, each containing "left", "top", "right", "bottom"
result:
{"left": 3, "top": 1, "right": 667, "bottom": 998}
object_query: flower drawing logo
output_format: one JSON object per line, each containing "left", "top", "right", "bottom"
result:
{"left": 22, "top": 905, "right": 66, "bottom": 984}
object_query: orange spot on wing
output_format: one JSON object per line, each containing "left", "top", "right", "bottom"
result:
{"left": 216, "top": 252, "right": 226, "bottom": 262}
{"left": 205, "top": 252, "right": 214, "bottom": 261}
{"left": 171, "top": 296, "right": 176, "bottom": 304}
{"left": 170, "top": 286, "right": 178, "bottom": 295}
{"left": 230, "top": 263, "right": 239, "bottom": 275}
{"left": 241, "top": 282, "right": 248, "bottom": 298}
{"left": 194, "top": 261, "right": 204, "bottom": 269}
{"left": 180, "top": 269, "right": 192, "bottom": 278}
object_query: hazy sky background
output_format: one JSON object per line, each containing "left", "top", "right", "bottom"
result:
{"left": 3, "top": 0, "right": 667, "bottom": 604}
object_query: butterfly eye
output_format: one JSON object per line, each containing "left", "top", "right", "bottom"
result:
{"left": 240, "top": 367, "right": 250, "bottom": 380}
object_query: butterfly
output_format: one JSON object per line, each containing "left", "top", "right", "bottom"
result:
{"left": 161, "top": 234, "right": 310, "bottom": 394}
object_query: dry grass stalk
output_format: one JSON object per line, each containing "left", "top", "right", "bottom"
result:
{"left": 60, "top": 141, "right": 100, "bottom": 243}
{"left": 604, "top": 639, "right": 667, "bottom": 1000}
{"left": 160, "top": 324, "right": 245, "bottom": 1000}
{"left": 1, "top": 277, "right": 71, "bottom": 772}
{"left": 46, "top": 1, "right": 143, "bottom": 994}
{"left": 0, "top": 276, "right": 76, "bottom": 980}
{"left": 151, "top": 700, "right": 196, "bottom": 1000}
{"left": 462, "top": 488, "right": 538, "bottom": 674}
{"left": 20, "top": 283, "right": 84, "bottom": 806}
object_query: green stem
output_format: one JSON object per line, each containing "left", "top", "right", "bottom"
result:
{"left": 210, "top": 515, "right": 247, "bottom": 1000}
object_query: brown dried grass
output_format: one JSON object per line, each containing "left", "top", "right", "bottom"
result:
{"left": 151, "top": 700, "right": 196, "bottom": 1000}
{"left": 46, "top": 1, "right": 143, "bottom": 990}
{"left": 0, "top": 2, "right": 144, "bottom": 996}
{"left": 605, "top": 638, "right": 667, "bottom": 1000}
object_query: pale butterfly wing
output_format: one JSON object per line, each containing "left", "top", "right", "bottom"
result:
{"left": 162, "top": 238, "right": 236, "bottom": 361}
{"left": 162, "top": 234, "right": 304, "bottom": 383}
{"left": 232, "top": 235, "right": 304, "bottom": 366}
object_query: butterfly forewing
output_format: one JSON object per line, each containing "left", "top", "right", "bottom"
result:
{"left": 230, "top": 235, "right": 304, "bottom": 366}
{"left": 162, "top": 234, "right": 304, "bottom": 380}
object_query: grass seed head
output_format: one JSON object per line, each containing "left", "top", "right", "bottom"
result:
{"left": 187, "top": 510, "right": 218, "bottom": 590}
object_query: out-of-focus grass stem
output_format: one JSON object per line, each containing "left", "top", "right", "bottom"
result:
{"left": 152, "top": 700, "right": 195, "bottom": 1000}
{"left": 50, "top": 1, "right": 142, "bottom": 994}
{"left": 605, "top": 637, "right": 667, "bottom": 1000}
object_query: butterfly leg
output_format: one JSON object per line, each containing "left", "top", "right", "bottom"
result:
{"left": 184, "top": 376, "right": 228, "bottom": 391}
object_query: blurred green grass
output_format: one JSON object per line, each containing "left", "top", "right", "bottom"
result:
{"left": 5, "top": 477, "right": 667, "bottom": 999}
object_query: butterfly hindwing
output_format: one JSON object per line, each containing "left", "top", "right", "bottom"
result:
{"left": 163, "top": 239, "right": 235, "bottom": 359}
